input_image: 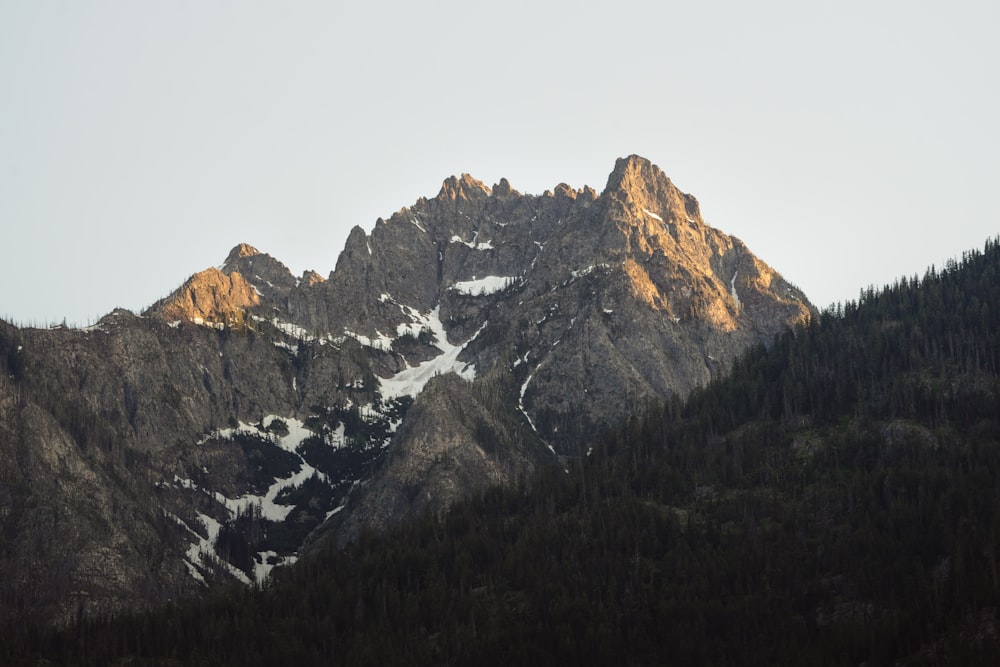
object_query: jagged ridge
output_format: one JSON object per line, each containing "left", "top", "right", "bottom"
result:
{"left": 0, "top": 155, "right": 811, "bottom": 626}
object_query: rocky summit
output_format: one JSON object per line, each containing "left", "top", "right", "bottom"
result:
{"left": 0, "top": 155, "right": 811, "bottom": 626}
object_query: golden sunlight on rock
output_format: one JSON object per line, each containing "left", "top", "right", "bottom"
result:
{"left": 624, "top": 258, "right": 668, "bottom": 311}
{"left": 153, "top": 268, "right": 260, "bottom": 326}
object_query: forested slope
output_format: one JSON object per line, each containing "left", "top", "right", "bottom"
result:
{"left": 5, "top": 238, "right": 1000, "bottom": 665}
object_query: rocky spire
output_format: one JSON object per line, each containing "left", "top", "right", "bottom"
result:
{"left": 437, "top": 173, "right": 491, "bottom": 200}
{"left": 603, "top": 154, "right": 702, "bottom": 223}
{"left": 603, "top": 154, "right": 669, "bottom": 194}
{"left": 224, "top": 243, "right": 262, "bottom": 267}
{"left": 491, "top": 177, "right": 519, "bottom": 198}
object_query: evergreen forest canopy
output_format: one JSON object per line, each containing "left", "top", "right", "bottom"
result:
{"left": 4, "top": 238, "right": 1000, "bottom": 665}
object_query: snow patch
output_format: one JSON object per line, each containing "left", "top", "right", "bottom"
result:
{"left": 271, "top": 319, "right": 311, "bottom": 341}
{"left": 325, "top": 503, "right": 347, "bottom": 521}
{"left": 181, "top": 416, "right": 329, "bottom": 584}
{"left": 643, "top": 208, "right": 664, "bottom": 222}
{"left": 258, "top": 552, "right": 296, "bottom": 583}
{"left": 190, "top": 317, "right": 225, "bottom": 331}
{"left": 328, "top": 422, "right": 347, "bottom": 448}
{"left": 450, "top": 276, "right": 517, "bottom": 296}
{"left": 569, "top": 263, "right": 610, "bottom": 279}
{"left": 379, "top": 306, "right": 483, "bottom": 400}
{"left": 730, "top": 271, "right": 741, "bottom": 310}
{"left": 343, "top": 329, "right": 393, "bottom": 351}
{"left": 519, "top": 363, "right": 542, "bottom": 432}
{"left": 184, "top": 511, "right": 252, "bottom": 586}
{"left": 449, "top": 235, "right": 494, "bottom": 250}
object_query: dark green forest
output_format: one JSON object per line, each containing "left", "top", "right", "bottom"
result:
{"left": 4, "top": 238, "right": 1000, "bottom": 665}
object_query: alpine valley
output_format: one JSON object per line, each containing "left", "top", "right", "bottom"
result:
{"left": 0, "top": 156, "right": 811, "bottom": 628}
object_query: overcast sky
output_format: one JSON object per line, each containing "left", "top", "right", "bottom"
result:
{"left": 2, "top": 1, "right": 997, "bottom": 325}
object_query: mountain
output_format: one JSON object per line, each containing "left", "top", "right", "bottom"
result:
{"left": 11, "top": 238, "right": 999, "bottom": 666}
{"left": 0, "top": 155, "right": 810, "bottom": 628}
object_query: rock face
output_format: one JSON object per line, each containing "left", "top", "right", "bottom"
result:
{"left": 331, "top": 373, "right": 545, "bottom": 541}
{"left": 149, "top": 268, "right": 260, "bottom": 326}
{"left": 0, "top": 155, "right": 811, "bottom": 627}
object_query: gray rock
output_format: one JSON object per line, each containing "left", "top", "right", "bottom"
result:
{"left": 0, "top": 155, "right": 812, "bottom": 627}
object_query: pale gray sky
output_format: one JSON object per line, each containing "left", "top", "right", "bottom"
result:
{"left": 2, "top": 1, "right": 997, "bottom": 325}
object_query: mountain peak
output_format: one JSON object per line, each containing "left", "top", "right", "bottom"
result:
{"left": 603, "top": 154, "right": 670, "bottom": 196}
{"left": 225, "top": 243, "right": 262, "bottom": 266}
{"left": 147, "top": 267, "right": 259, "bottom": 325}
{"left": 438, "top": 173, "right": 491, "bottom": 200}
{"left": 492, "top": 177, "right": 519, "bottom": 198}
{"left": 603, "top": 154, "right": 702, "bottom": 224}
